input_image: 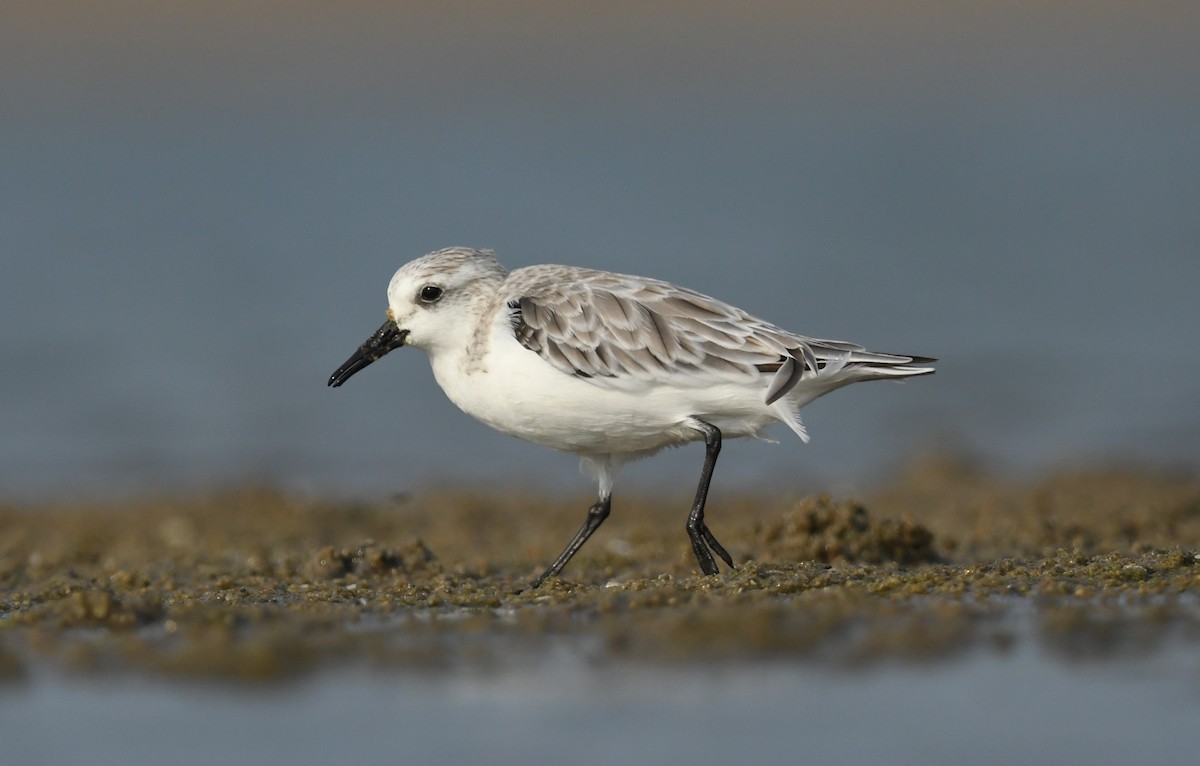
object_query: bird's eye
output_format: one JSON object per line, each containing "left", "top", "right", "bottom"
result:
{"left": 418, "top": 285, "right": 444, "bottom": 304}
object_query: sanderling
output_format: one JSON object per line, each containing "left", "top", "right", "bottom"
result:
{"left": 329, "top": 247, "right": 934, "bottom": 586}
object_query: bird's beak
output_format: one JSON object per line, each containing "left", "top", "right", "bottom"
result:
{"left": 328, "top": 321, "right": 408, "bottom": 387}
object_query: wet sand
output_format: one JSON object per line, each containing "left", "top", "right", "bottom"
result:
{"left": 1, "top": 457, "right": 1198, "bottom": 681}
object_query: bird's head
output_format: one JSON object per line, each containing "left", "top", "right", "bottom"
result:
{"left": 328, "top": 247, "right": 505, "bottom": 388}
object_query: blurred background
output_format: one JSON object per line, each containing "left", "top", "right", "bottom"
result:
{"left": 2, "top": 0, "right": 1198, "bottom": 500}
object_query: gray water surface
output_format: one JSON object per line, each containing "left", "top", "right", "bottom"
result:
{"left": 2, "top": 5, "right": 1197, "bottom": 499}
{"left": 3, "top": 641, "right": 1198, "bottom": 766}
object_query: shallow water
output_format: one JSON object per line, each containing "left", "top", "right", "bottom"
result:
{"left": 3, "top": 638, "right": 1198, "bottom": 766}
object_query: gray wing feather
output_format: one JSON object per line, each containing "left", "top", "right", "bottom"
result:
{"left": 506, "top": 265, "right": 929, "bottom": 400}
{"left": 509, "top": 267, "right": 798, "bottom": 387}
{"left": 764, "top": 354, "right": 802, "bottom": 405}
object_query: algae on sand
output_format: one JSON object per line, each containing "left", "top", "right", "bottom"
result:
{"left": 1, "top": 459, "right": 1198, "bottom": 680}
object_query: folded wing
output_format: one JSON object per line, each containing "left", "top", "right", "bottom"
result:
{"left": 505, "top": 266, "right": 928, "bottom": 403}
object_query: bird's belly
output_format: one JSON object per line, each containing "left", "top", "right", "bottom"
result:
{"left": 430, "top": 344, "right": 777, "bottom": 455}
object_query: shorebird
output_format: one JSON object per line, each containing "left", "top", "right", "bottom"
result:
{"left": 329, "top": 247, "right": 934, "bottom": 586}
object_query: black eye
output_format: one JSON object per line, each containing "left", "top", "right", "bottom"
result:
{"left": 418, "top": 285, "right": 443, "bottom": 304}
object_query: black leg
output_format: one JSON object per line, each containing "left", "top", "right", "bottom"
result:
{"left": 686, "top": 419, "right": 735, "bottom": 575}
{"left": 531, "top": 493, "right": 612, "bottom": 588}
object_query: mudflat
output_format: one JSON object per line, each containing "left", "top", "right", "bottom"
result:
{"left": 1, "top": 458, "right": 1197, "bottom": 681}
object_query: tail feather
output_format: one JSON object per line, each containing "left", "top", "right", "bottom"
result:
{"left": 768, "top": 349, "right": 935, "bottom": 438}
{"left": 812, "top": 342, "right": 936, "bottom": 382}
{"left": 852, "top": 360, "right": 936, "bottom": 378}
{"left": 824, "top": 344, "right": 936, "bottom": 379}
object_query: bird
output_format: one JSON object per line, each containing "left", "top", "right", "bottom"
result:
{"left": 329, "top": 247, "right": 934, "bottom": 587}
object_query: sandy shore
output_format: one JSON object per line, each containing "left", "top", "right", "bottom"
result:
{"left": 1, "top": 457, "right": 1198, "bottom": 681}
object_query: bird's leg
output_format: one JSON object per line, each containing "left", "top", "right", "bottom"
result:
{"left": 686, "top": 419, "right": 735, "bottom": 575}
{"left": 531, "top": 493, "right": 612, "bottom": 588}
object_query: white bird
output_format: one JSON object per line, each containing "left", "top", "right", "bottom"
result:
{"left": 329, "top": 247, "right": 934, "bottom": 586}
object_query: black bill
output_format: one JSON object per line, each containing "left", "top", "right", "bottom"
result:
{"left": 328, "top": 321, "right": 408, "bottom": 387}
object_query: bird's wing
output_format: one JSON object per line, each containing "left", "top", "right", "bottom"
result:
{"left": 503, "top": 266, "right": 875, "bottom": 403}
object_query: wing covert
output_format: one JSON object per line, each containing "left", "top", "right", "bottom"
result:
{"left": 506, "top": 269, "right": 801, "bottom": 389}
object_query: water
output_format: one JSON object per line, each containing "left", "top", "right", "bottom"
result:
{"left": 2, "top": 5, "right": 1198, "bottom": 499}
{"left": 3, "top": 642, "right": 1198, "bottom": 766}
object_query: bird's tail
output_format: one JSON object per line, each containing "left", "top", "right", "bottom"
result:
{"left": 843, "top": 351, "right": 937, "bottom": 380}
{"left": 769, "top": 347, "right": 935, "bottom": 443}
